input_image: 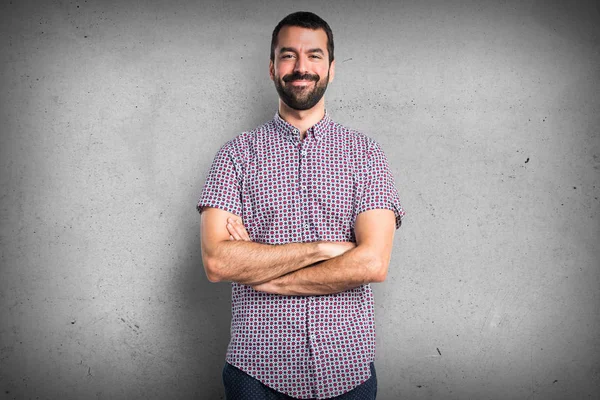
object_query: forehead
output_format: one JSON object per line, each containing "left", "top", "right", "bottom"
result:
{"left": 276, "top": 26, "right": 328, "bottom": 52}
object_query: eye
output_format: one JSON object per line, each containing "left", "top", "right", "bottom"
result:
{"left": 309, "top": 54, "right": 322, "bottom": 59}
{"left": 281, "top": 54, "right": 294, "bottom": 59}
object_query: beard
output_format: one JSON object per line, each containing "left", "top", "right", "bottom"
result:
{"left": 274, "top": 70, "right": 330, "bottom": 111}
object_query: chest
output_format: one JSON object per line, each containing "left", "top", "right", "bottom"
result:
{"left": 240, "top": 137, "right": 363, "bottom": 242}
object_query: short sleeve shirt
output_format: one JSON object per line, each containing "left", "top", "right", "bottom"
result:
{"left": 197, "top": 112, "right": 404, "bottom": 399}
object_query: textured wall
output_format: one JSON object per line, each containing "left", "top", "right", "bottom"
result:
{"left": 1, "top": 0, "right": 599, "bottom": 399}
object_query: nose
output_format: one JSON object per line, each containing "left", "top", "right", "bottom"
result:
{"left": 294, "top": 55, "right": 308, "bottom": 74}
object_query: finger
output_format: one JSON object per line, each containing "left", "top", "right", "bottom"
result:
{"left": 229, "top": 222, "right": 251, "bottom": 241}
{"left": 227, "top": 223, "right": 243, "bottom": 240}
{"left": 252, "top": 283, "right": 267, "bottom": 293}
{"left": 234, "top": 219, "right": 251, "bottom": 241}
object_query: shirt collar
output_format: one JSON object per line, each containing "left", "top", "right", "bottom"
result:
{"left": 273, "top": 110, "right": 332, "bottom": 141}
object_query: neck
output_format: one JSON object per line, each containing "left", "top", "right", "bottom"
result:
{"left": 278, "top": 98, "right": 326, "bottom": 139}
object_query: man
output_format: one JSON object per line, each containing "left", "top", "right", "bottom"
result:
{"left": 197, "top": 11, "right": 404, "bottom": 400}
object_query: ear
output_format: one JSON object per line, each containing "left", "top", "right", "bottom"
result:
{"left": 328, "top": 59, "right": 336, "bottom": 83}
{"left": 269, "top": 60, "right": 275, "bottom": 81}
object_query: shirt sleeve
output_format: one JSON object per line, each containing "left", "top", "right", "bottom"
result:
{"left": 356, "top": 139, "right": 405, "bottom": 229}
{"left": 196, "top": 143, "right": 243, "bottom": 216}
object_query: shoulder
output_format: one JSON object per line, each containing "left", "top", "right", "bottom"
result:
{"left": 328, "top": 119, "right": 382, "bottom": 152}
{"left": 218, "top": 119, "right": 275, "bottom": 159}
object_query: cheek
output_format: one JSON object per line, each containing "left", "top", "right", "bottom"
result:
{"left": 275, "top": 62, "right": 292, "bottom": 73}
{"left": 317, "top": 65, "right": 331, "bottom": 78}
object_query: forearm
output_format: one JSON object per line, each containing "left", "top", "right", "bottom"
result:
{"left": 203, "top": 240, "right": 330, "bottom": 285}
{"left": 255, "top": 245, "right": 386, "bottom": 296}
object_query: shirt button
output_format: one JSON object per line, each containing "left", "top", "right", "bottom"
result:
{"left": 300, "top": 149, "right": 307, "bottom": 156}
{"left": 304, "top": 223, "right": 310, "bottom": 230}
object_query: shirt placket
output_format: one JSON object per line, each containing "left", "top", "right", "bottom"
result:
{"left": 295, "top": 130, "right": 318, "bottom": 396}
{"left": 310, "top": 298, "right": 324, "bottom": 398}
{"left": 298, "top": 134, "right": 312, "bottom": 241}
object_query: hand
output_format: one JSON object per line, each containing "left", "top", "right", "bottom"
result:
{"left": 252, "top": 280, "right": 279, "bottom": 294}
{"left": 227, "top": 219, "right": 354, "bottom": 257}
{"left": 226, "top": 217, "right": 251, "bottom": 241}
{"left": 319, "top": 241, "right": 356, "bottom": 259}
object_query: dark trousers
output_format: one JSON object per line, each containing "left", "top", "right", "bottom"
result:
{"left": 223, "top": 362, "right": 377, "bottom": 400}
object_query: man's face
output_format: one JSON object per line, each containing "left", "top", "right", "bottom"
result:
{"left": 270, "top": 26, "right": 335, "bottom": 111}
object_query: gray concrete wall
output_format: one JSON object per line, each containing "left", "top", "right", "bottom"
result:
{"left": 1, "top": 0, "right": 598, "bottom": 399}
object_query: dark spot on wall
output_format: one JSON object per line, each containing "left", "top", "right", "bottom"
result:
{"left": 417, "top": 385, "right": 422, "bottom": 388}
{"left": 437, "top": 347, "right": 441, "bottom": 355}
{"left": 525, "top": 157, "right": 529, "bottom": 163}
{"left": 553, "top": 380, "right": 558, "bottom": 383}
{"left": 573, "top": 186, "right": 577, "bottom": 189}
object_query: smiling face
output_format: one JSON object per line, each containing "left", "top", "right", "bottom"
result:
{"left": 270, "top": 26, "right": 335, "bottom": 111}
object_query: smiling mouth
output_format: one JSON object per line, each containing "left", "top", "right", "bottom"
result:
{"left": 289, "top": 80, "right": 314, "bottom": 86}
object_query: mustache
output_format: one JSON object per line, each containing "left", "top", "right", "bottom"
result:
{"left": 282, "top": 72, "right": 319, "bottom": 83}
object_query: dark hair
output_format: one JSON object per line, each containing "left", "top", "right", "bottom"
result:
{"left": 270, "top": 11, "right": 334, "bottom": 64}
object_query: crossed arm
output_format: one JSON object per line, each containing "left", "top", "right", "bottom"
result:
{"left": 200, "top": 207, "right": 396, "bottom": 296}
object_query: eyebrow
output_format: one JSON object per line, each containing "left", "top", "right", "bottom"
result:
{"left": 279, "top": 47, "right": 325, "bottom": 55}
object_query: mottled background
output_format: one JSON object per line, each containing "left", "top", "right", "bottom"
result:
{"left": 1, "top": 0, "right": 599, "bottom": 399}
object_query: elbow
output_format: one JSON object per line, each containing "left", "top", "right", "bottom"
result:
{"left": 206, "top": 270, "right": 223, "bottom": 283}
{"left": 369, "top": 258, "right": 389, "bottom": 283}
{"left": 372, "top": 267, "right": 388, "bottom": 283}
{"left": 201, "top": 241, "right": 232, "bottom": 282}
{"left": 358, "top": 248, "right": 390, "bottom": 283}
{"left": 203, "top": 255, "right": 225, "bottom": 283}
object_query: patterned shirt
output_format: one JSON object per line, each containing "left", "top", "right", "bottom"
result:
{"left": 197, "top": 112, "right": 404, "bottom": 399}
